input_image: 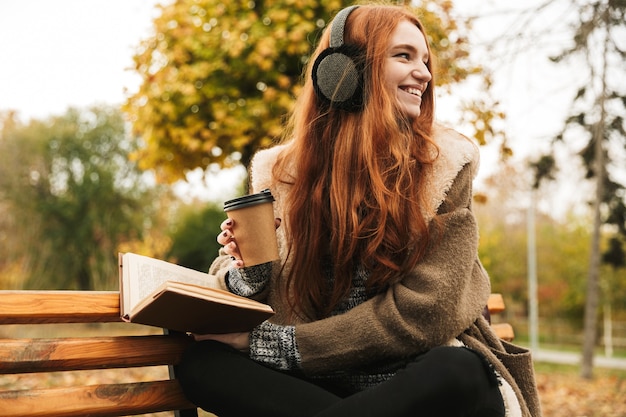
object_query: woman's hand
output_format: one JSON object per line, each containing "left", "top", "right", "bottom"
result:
{"left": 193, "top": 331, "right": 250, "bottom": 352}
{"left": 216, "top": 217, "right": 282, "bottom": 269}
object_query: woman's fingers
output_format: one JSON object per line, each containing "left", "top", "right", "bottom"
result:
{"left": 220, "top": 218, "right": 234, "bottom": 231}
{"left": 217, "top": 228, "right": 233, "bottom": 245}
{"left": 217, "top": 218, "right": 243, "bottom": 267}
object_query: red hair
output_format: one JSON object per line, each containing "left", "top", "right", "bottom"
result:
{"left": 273, "top": 4, "right": 439, "bottom": 318}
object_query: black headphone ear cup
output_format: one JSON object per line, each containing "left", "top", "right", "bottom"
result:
{"left": 312, "top": 44, "right": 365, "bottom": 112}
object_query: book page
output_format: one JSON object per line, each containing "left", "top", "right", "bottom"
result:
{"left": 124, "top": 253, "right": 218, "bottom": 312}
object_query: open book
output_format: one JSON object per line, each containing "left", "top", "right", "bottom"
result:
{"left": 119, "top": 252, "right": 274, "bottom": 334}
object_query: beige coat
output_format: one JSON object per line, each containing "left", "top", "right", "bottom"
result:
{"left": 209, "top": 125, "right": 541, "bottom": 417}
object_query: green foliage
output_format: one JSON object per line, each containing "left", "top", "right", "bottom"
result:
{"left": 602, "top": 234, "right": 626, "bottom": 314}
{"left": 0, "top": 107, "right": 160, "bottom": 290}
{"left": 124, "top": 0, "right": 486, "bottom": 183}
{"left": 529, "top": 154, "right": 557, "bottom": 190}
{"left": 167, "top": 202, "right": 226, "bottom": 272}
{"left": 478, "top": 211, "right": 596, "bottom": 323}
{"left": 474, "top": 160, "right": 603, "bottom": 323}
{"left": 603, "top": 236, "right": 625, "bottom": 268}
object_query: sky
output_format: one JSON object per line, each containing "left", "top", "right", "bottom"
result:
{"left": 0, "top": 0, "right": 243, "bottom": 202}
{"left": 0, "top": 0, "right": 588, "bottom": 212}
{"left": 0, "top": 0, "right": 163, "bottom": 120}
{"left": 447, "top": 0, "right": 590, "bottom": 217}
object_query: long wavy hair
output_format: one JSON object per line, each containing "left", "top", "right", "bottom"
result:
{"left": 273, "top": 3, "right": 439, "bottom": 319}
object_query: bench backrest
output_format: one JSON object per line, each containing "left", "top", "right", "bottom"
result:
{"left": 487, "top": 293, "right": 515, "bottom": 341}
{"left": 0, "top": 290, "right": 513, "bottom": 417}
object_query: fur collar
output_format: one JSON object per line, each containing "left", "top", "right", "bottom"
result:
{"left": 250, "top": 124, "right": 479, "bottom": 219}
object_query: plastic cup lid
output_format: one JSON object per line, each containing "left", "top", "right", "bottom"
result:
{"left": 223, "top": 189, "right": 275, "bottom": 211}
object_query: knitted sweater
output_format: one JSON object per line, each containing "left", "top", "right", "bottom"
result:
{"left": 208, "top": 125, "right": 542, "bottom": 417}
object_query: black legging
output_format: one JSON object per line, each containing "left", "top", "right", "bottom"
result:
{"left": 176, "top": 340, "right": 505, "bottom": 417}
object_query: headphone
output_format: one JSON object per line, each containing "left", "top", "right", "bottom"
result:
{"left": 312, "top": 6, "right": 365, "bottom": 112}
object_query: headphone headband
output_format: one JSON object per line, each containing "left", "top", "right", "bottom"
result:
{"left": 329, "top": 5, "right": 359, "bottom": 48}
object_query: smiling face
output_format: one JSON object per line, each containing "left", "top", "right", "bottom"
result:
{"left": 384, "top": 20, "right": 432, "bottom": 119}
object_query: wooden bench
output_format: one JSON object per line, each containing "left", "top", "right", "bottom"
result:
{"left": 487, "top": 293, "right": 515, "bottom": 342}
{"left": 0, "top": 290, "right": 513, "bottom": 417}
{"left": 0, "top": 291, "right": 198, "bottom": 417}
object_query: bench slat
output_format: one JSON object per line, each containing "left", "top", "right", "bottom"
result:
{"left": 487, "top": 293, "right": 505, "bottom": 314}
{"left": 0, "top": 291, "right": 509, "bottom": 322}
{"left": 0, "top": 291, "right": 120, "bottom": 324}
{"left": 491, "top": 323, "right": 515, "bottom": 342}
{"left": 0, "top": 291, "right": 508, "bottom": 319}
{"left": 0, "top": 334, "right": 193, "bottom": 374}
{"left": 0, "top": 379, "right": 196, "bottom": 417}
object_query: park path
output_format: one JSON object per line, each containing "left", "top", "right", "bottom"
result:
{"left": 533, "top": 348, "right": 626, "bottom": 370}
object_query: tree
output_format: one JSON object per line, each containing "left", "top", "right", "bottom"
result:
{"left": 526, "top": 154, "right": 557, "bottom": 351}
{"left": 124, "top": 0, "right": 493, "bottom": 183}
{"left": 549, "top": 0, "right": 626, "bottom": 379}
{"left": 474, "top": 159, "right": 597, "bottom": 326}
{"left": 0, "top": 111, "right": 39, "bottom": 288}
{"left": 0, "top": 106, "right": 160, "bottom": 290}
{"left": 166, "top": 201, "right": 226, "bottom": 272}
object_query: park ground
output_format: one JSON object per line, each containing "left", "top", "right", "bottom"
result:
{"left": 534, "top": 362, "right": 625, "bottom": 417}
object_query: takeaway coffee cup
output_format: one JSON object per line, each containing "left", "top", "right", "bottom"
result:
{"left": 223, "top": 189, "right": 279, "bottom": 267}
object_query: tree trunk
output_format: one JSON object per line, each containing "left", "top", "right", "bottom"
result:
{"left": 581, "top": 162, "right": 602, "bottom": 379}
{"left": 604, "top": 300, "right": 613, "bottom": 358}
{"left": 580, "top": 6, "right": 609, "bottom": 379}
{"left": 527, "top": 188, "right": 539, "bottom": 353}
{"left": 77, "top": 262, "right": 91, "bottom": 291}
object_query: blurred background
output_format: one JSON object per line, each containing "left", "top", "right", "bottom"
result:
{"left": 0, "top": 0, "right": 624, "bottom": 414}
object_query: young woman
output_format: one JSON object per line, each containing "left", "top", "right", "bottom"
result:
{"left": 177, "top": 4, "right": 541, "bottom": 417}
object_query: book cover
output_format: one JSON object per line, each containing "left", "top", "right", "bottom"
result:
{"left": 119, "top": 252, "right": 274, "bottom": 334}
